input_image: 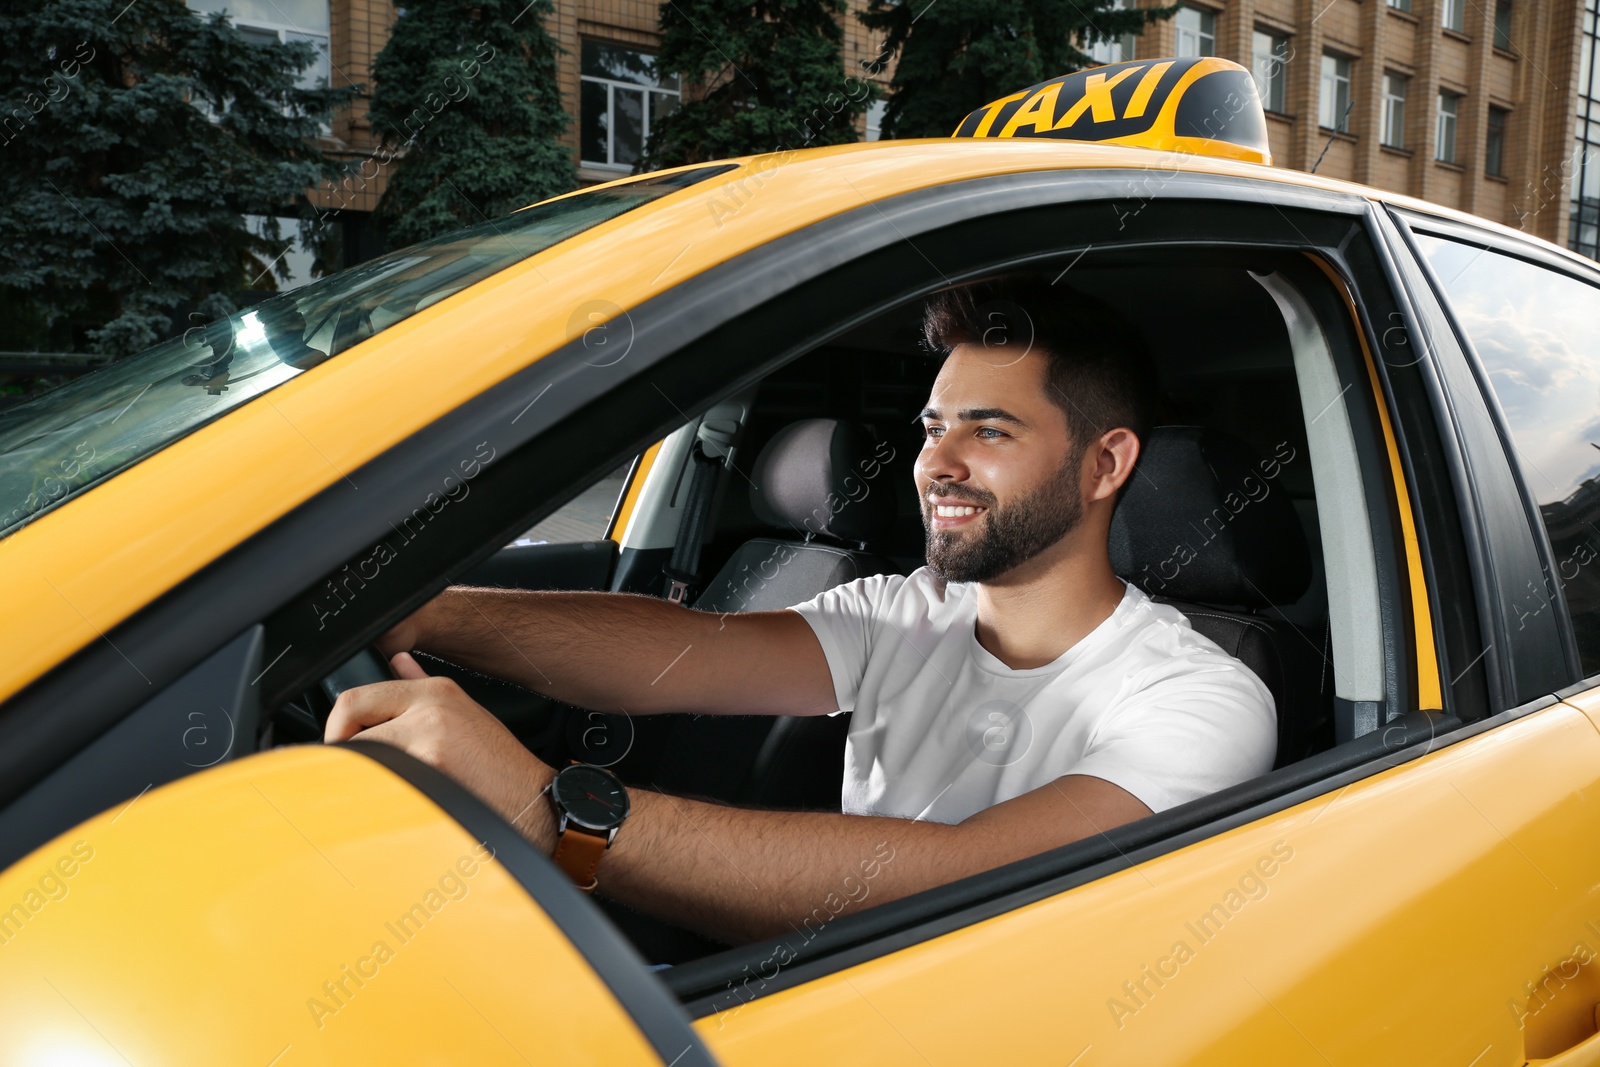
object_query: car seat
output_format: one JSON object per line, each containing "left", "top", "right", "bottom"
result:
{"left": 1109, "top": 425, "right": 1330, "bottom": 766}
{"left": 639, "top": 418, "right": 902, "bottom": 809}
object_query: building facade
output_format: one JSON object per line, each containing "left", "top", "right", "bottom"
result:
{"left": 1113, "top": 0, "right": 1595, "bottom": 252}
{"left": 192, "top": 0, "right": 1597, "bottom": 271}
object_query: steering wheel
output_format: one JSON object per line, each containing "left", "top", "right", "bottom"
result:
{"left": 267, "top": 647, "right": 398, "bottom": 745}
{"left": 318, "top": 646, "right": 397, "bottom": 706}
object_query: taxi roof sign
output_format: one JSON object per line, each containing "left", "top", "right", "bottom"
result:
{"left": 952, "top": 57, "right": 1273, "bottom": 166}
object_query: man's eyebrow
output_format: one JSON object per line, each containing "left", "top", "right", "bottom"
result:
{"left": 918, "top": 406, "right": 1029, "bottom": 428}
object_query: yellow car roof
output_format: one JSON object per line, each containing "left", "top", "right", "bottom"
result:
{"left": 0, "top": 136, "right": 1583, "bottom": 704}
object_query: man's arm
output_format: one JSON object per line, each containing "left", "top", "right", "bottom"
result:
{"left": 382, "top": 586, "right": 837, "bottom": 717}
{"left": 325, "top": 657, "right": 1153, "bottom": 945}
{"left": 601, "top": 771, "right": 1151, "bottom": 943}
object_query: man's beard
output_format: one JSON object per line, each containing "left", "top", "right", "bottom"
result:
{"left": 923, "top": 449, "right": 1086, "bottom": 584}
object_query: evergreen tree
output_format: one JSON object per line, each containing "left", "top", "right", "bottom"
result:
{"left": 368, "top": 0, "right": 575, "bottom": 247}
{"left": 0, "top": 0, "right": 351, "bottom": 357}
{"left": 643, "top": 0, "right": 868, "bottom": 169}
{"left": 860, "top": 0, "right": 1176, "bottom": 139}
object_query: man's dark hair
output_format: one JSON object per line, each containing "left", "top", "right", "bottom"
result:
{"left": 921, "top": 278, "right": 1157, "bottom": 448}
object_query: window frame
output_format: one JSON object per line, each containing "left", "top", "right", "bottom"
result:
{"left": 1175, "top": 4, "right": 1217, "bottom": 57}
{"left": 1252, "top": 29, "right": 1291, "bottom": 114}
{"left": 1382, "top": 71, "right": 1409, "bottom": 148}
{"left": 1436, "top": 90, "right": 1461, "bottom": 163}
{"left": 1485, "top": 105, "right": 1508, "bottom": 176}
{"left": 1320, "top": 52, "right": 1353, "bottom": 132}
{"left": 1494, "top": 0, "right": 1514, "bottom": 49}
{"left": 578, "top": 39, "right": 681, "bottom": 173}
{"left": 1443, "top": 0, "right": 1467, "bottom": 32}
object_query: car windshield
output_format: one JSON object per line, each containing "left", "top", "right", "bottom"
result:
{"left": 0, "top": 166, "right": 731, "bottom": 539}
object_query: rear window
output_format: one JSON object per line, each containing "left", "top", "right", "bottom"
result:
{"left": 0, "top": 166, "right": 731, "bottom": 538}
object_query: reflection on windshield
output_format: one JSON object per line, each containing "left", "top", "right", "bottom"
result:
{"left": 0, "top": 165, "right": 733, "bottom": 538}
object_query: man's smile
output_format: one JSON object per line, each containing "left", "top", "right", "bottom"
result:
{"left": 929, "top": 501, "right": 988, "bottom": 528}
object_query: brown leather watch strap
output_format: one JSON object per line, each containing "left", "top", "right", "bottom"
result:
{"left": 552, "top": 828, "right": 609, "bottom": 892}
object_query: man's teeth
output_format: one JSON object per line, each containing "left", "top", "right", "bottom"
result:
{"left": 935, "top": 504, "right": 982, "bottom": 517}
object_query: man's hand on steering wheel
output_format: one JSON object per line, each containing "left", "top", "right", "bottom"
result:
{"left": 324, "top": 652, "right": 556, "bottom": 846}
{"left": 375, "top": 595, "right": 440, "bottom": 660}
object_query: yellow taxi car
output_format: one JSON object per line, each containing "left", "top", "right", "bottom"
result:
{"left": 3, "top": 56, "right": 1600, "bottom": 1065}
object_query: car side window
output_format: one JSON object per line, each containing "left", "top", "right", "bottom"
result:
{"left": 1416, "top": 235, "right": 1600, "bottom": 677}
{"left": 512, "top": 458, "right": 633, "bottom": 544}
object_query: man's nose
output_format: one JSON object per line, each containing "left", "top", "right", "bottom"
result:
{"left": 916, "top": 434, "right": 968, "bottom": 486}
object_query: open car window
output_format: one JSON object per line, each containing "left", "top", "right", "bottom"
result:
{"left": 392, "top": 242, "right": 1413, "bottom": 992}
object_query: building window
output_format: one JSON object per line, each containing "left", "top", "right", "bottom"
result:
{"left": 1494, "top": 0, "right": 1514, "bottom": 48}
{"left": 580, "top": 41, "right": 680, "bottom": 171}
{"left": 1175, "top": 5, "right": 1216, "bottom": 58}
{"left": 1387, "top": 0, "right": 1412, "bottom": 10}
{"left": 1087, "top": 0, "right": 1137, "bottom": 64}
{"left": 1319, "top": 53, "right": 1352, "bottom": 132}
{"left": 1442, "top": 0, "right": 1467, "bottom": 32}
{"left": 1486, "top": 105, "right": 1508, "bottom": 175}
{"left": 186, "top": 0, "right": 330, "bottom": 89}
{"left": 1440, "top": 91, "right": 1465, "bottom": 163}
{"left": 865, "top": 100, "right": 887, "bottom": 142}
{"left": 1381, "top": 72, "right": 1408, "bottom": 148}
{"left": 1572, "top": 0, "right": 1599, "bottom": 260}
{"left": 1576, "top": 147, "right": 1600, "bottom": 260}
{"left": 1252, "top": 30, "right": 1290, "bottom": 113}
{"left": 1436, "top": 90, "right": 1461, "bottom": 162}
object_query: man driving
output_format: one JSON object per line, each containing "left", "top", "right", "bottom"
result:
{"left": 325, "top": 278, "right": 1276, "bottom": 946}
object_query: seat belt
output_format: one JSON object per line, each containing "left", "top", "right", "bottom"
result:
{"left": 662, "top": 417, "right": 738, "bottom": 604}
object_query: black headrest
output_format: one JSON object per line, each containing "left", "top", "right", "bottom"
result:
{"left": 1110, "top": 426, "right": 1312, "bottom": 608}
{"left": 750, "top": 419, "right": 897, "bottom": 545}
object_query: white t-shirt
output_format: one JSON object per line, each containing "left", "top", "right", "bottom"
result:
{"left": 790, "top": 569, "right": 1276, "bottom": 824}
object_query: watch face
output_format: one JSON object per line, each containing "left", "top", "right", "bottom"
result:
{"left": 551, "top": 764, "right": 629, "bottom": 832}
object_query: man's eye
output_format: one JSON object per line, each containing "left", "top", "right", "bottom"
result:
{"left": 977, "top": 427, "right": 1006, "bottom": 439}
{"left": 922, "top": 425, "right": 944, "bottom": 439}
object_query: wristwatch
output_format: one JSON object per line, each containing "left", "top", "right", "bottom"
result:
{"left": 545, "top": 763, "right": 630, "bottom": 892}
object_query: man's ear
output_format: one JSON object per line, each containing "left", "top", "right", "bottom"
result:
{"left": 1086, "top": 428, "right": 1141, "bottom": 503}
